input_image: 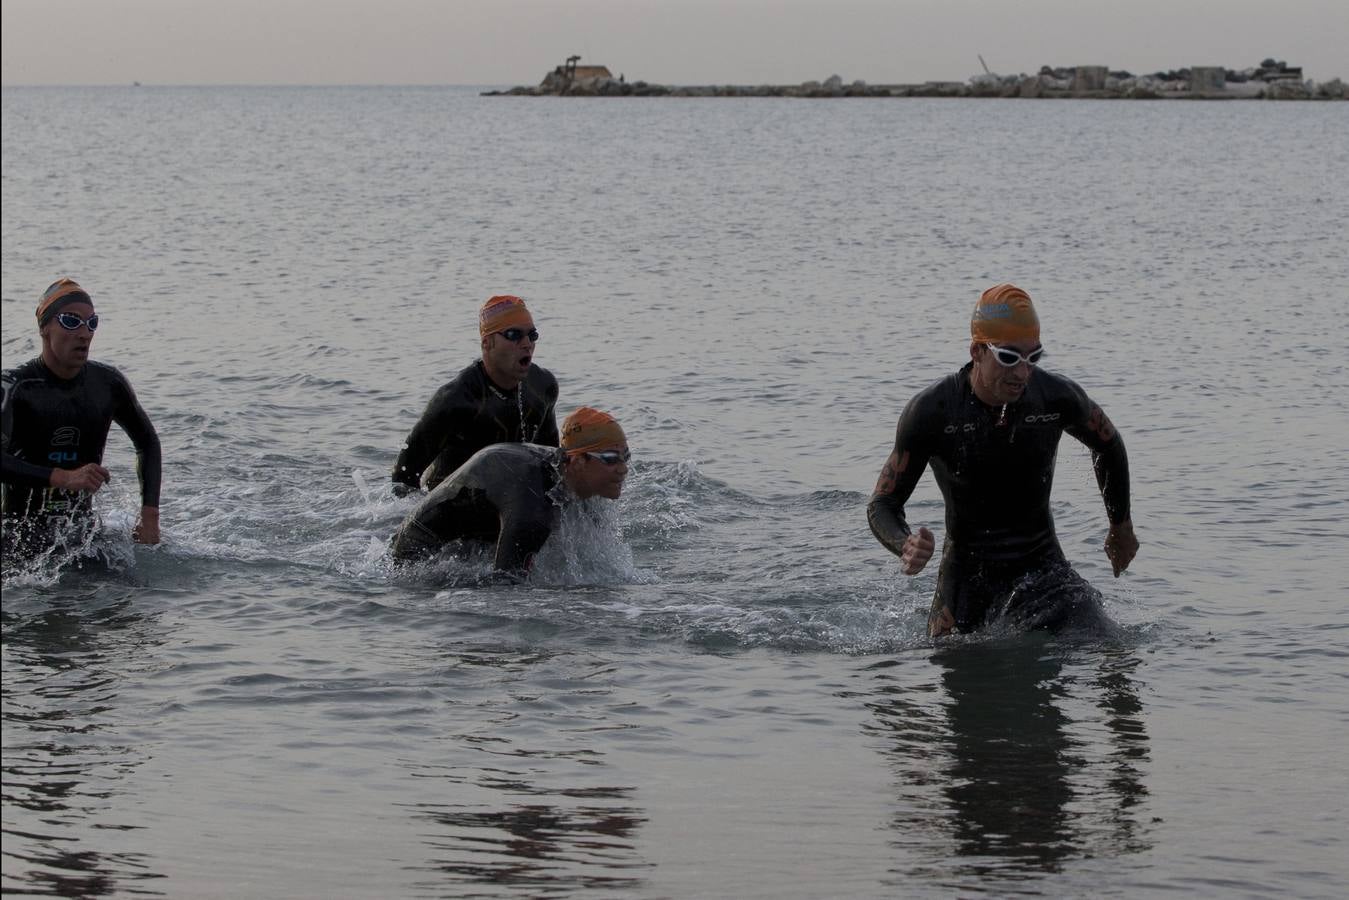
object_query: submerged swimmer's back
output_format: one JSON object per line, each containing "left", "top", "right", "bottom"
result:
{"left": 391, "top": 407, "right": 631, "bottom": 574}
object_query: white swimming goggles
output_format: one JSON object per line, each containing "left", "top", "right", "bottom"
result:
{"left": 986, "top": 343, "right": 1045, "bottom": 367}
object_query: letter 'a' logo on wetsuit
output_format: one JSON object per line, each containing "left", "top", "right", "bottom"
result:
{"left": 48, "top": 427, "right": 81, "bottom": 463}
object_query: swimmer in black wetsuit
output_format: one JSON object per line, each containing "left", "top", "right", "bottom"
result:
{"left": 392, "top": 294, "right": 559, "bottom": 494}
{"left": 2, "top": 278, "right": 163, "bottom": 560}
{"left": 867, "top": 284, "right": 1138, "bottom": 636}
{"left": 391, "top": 406, "right": 629, "bottom": 574}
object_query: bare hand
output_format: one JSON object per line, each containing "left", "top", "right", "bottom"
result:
{"left": 50, "top": 463, "right": 111, "bottom": 494}
{"left": 133, "top": 506, "right": 161, "bottom": 545}
{"left": 1104, "top": 519, "right": 1138, "bottom": 577}
{"left": 901, "top": 526, "right": 935, "bottom": 575}
{"left": 929, "top": 604, "right": 955, "bottom": 638}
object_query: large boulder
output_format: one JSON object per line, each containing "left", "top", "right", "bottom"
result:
{"left": 1314, "top": 78, "right": 1347, "bottom": 99}
{"left": 1018, "top": 75, "right": 1044, "bottom": 98}
{"left": 969, "top": 72, "right": 1003, "bottom": 96}
{"left": 1264, "top": 79, "right": 1311, "bottom": 99}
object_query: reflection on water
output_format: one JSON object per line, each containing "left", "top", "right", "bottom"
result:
{"left": 1, "top": 588, "right": 167, "bottom": 897}
{"left": 399, "top": 645, "right": 652, "bottom": 897}
{"left": 860, "top": 636, "right": 1152, "bottom": 885}
{"left": 407, "top": 796, "right": 649, "bottom": 895}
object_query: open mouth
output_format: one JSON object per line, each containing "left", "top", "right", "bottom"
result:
{"left": 518, "top": 354, "right": 532, "bottom": 368}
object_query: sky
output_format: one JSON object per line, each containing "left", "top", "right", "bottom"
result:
{"left": 2, "top": 0, "right": 1346, "bottom": 87}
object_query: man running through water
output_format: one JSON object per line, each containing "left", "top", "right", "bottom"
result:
{"left": 2, "top": 278, "right": 163, "bottom": 561}
{"left": 392, "top": 294, "right": 559, "bottom": 494}
{"left": 391, "top": 406, "right": 629, "bottom": 574}
{"left": 867, "top": 284, "right": 1138, "bottom": 636}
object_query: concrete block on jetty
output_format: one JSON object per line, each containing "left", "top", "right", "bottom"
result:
{"left": 1189, "top": 66, "right": 1226, "bottom": 96}
{"left": 1072, "top": 65, "right": 1108, "bottom": 95}
{"left": 481, "top": 55, "right": 1346, "bottom": 100}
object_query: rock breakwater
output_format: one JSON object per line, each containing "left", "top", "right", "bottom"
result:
{"left": 484, "top": 57, "right": 1346, "bottom": 100}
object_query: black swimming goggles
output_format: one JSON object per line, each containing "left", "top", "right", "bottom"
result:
{"left": 499, "top": 327, "right": 539, "bottom": 343}
{"left": 986, "top": 343, "right": 1044, "bottom": 367}
{"left": 586, "top": 448, "right": 631, "bottom": 465}
{"left": 55, "top": 312, "right": 100, "bottom": 332}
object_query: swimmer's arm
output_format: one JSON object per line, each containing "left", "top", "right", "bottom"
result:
{"left": 112, "top": 378, "right": 162, "bottom": 508}
{"left": 1065, "top": 393, "right": 1136, "bottom": 576}
{"left": 866, "top": 448, "right": 917, "bottom": 554}
{"left": 1064, "top": 398, "right": 1131, "bottom": 525}
{"left": 534, "top": 405, "right": 559, "bottom": 447}
{"left": 866, "top": 406, "right": 934, "bottom": 571}
{"left": 0, "top": 377, "right": 55, "bottom": 489}
{"left": 493, "top": 513, "right": 552, "bottom": 574}
{"left": 1, "top": 450, "right": 57, "bottom": 489}
{"left": 532, "top": 375, "right": 560, "bottom": 447}
{"left": 1090, "top": 433, "right": 1136, "bottom": 577}
{"left": 392, "top": 387, "right": 460, "bottom": 491}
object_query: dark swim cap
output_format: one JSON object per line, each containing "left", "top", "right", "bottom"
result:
{"left": 37, "top": 278, "right": 93, "bottom": 325}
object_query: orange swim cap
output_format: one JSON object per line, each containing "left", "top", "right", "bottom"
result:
{"left": 479, "top": 294, "right": 533, "bottom": 338}
{"left": 971, "top": 283, "right": 1040, "bottom": 344}
{"left": 36, "top": 278, "right": 92, "bottom": 324}
{"left": 561, "top": 407, "right": 626, "bottom": 455}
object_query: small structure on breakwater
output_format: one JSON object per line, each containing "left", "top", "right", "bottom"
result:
{"left": 539, "top": 55, "right": 615, "bottom": 93}
{"left": 482, "top": 55, "right": 1345, "bottom": 100}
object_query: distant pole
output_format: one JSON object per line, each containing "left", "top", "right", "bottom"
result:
{"left": 978, "top": 55, "right": 991, "bottom": 75}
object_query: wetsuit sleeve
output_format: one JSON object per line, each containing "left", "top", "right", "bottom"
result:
{"left": 1062, "top": 384, "right": 1131, "bottom": 524}
{"left": 494, "top": 513, "right": 553, "bottom": 572}
{"left": 492, "top": 482, "right": 555, "bottom": 572}
{"left": 111, "top": 373, "right": 162, "bottom": 508}
{"left": 392, "top": 384, "right": 462, "bottom": 491}
{"left": 1, "top": 371, "right": 56, "bottom": 488}
{"left": 866, "top": 396, "right": 933, "bottom": 557}
{"left": 535, "top": 376, "right": 560, "bottom": 448}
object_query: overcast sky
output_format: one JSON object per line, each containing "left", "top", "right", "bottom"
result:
{"left": 3, "top": 0, "right": 1346, "bottom": 86}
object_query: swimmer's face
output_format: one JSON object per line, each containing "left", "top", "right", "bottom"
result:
{"left": 570, "top": 444, "right": 629, "bottom": 500}
{"left": 481, "top": 321, "right": 537, "bottom": 386}
{"left": 40, "top": 300, "right": 96, "bottom": 376}
{"left": 971, "top": 340, "right": 1038, "bottom": 406}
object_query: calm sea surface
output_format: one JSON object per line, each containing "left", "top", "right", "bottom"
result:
{"left": 2, "top": 86, "right": 1347, "bottom": 898}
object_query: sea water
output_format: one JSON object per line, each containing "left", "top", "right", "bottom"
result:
{"left": 2, "top": 86, "right": 1347, "bottom": 898}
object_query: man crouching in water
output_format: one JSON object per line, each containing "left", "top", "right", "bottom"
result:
{"left": 867, "top": 284, "right": 1138, "bottom": 637}
{"left": 390, "top": 407, "right": 629, "bottom": 575}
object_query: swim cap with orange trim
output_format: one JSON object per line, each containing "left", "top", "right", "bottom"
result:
{"left": 36, "top": 278, "right": 93, "bottom": 325}
{"left": 971, "top": 283, "right": 1040, "bottom": 344}
{"left": 479, "top": 295, "right": 533, "bottom": 338}
{"left": 561, "top": 407, "right": 627, "bottom": 455}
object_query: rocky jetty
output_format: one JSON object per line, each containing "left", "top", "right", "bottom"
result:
{"left": 483, "top": 57, "right": 1346, "bottom": 100}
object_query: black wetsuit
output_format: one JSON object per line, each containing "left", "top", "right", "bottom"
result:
{"left": 868, "top": 362, "right": 1130, "bottom": 633}
{"left": 390, "top": 442, "right": 567, "bottom": 572}
{"left": 2, "top": 358, "right": 162, "bottom": 555}
{"left": 392, "top": 360, "right": 559, "bottom": 492}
